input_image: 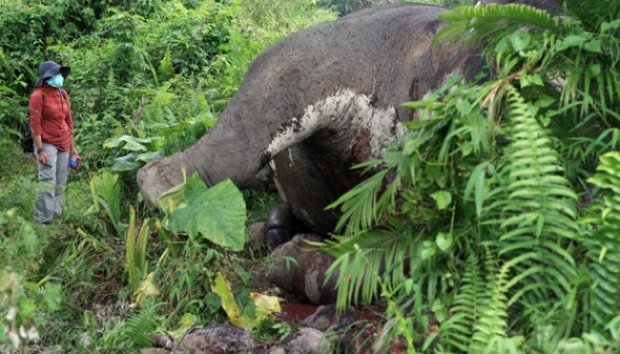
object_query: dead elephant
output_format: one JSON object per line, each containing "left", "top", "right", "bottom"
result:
{"left": 138, "top": 3, "right": 485, "bottom": 232}
{"left": 137, "top": 1, "right": 562, "bottom": 303}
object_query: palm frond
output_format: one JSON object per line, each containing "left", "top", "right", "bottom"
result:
{"left": 437, "top": 4, "right": 559, "bottom": 45}
{"left": 327, "top": 169, "right": 389, "bottom": 236}
{"left": 564, "top": 0, "right": 620, "bottom": 33}
{"left": 322, "top": 229, "right": 417, "bottom": 309}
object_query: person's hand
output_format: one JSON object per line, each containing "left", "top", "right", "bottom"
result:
{"left": 38, "top": 151, "right": 49, "bottom": 166}
{"left": 70, "top": 147, "right": 78, "bottom": 156}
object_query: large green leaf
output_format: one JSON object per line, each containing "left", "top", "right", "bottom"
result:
{"left": 161, "top": 174, "right": 247, "bottom": 251}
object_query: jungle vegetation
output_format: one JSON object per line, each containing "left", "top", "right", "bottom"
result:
{"left": 1, "top": 0, "right": 619, "bottom": 353}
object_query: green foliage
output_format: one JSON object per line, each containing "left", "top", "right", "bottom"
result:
{"left": 490, "top": 86, "right": 578, "bottom": 316}
{"left": 125, "top": 207, "right": 150, "bottom": 291}
{"left": 585, "top": 152, "right": 620, "bottom": 333}
{"left": 318, "top": 0, "right": 474, "bottom": 15}
{"left": 0, "top": 211, "right": 65, "bottom": 352}
{"left": 104, "top": 134, "right": 162, "bottom": 171}
{"left": 159, "top": 174, "right": 247, "bottom": 251}
{"left": 90, "top": 170, "right": 123, "bottom": 237}
{"left": 99, "top": 301, "right": 163, "bottom": 350}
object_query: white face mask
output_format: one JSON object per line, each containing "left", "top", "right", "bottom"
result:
{"left": 47, "top": 74, "right": 64, "bottom": 88}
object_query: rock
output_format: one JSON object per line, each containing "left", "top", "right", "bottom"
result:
{"left": 300, "top": 305, "right": 358, "bottom": 332}
{"left": 150, "top": 333, "right": 174, "bottom": 349}
{"left": 140, "top": 349, "right": 170, "bottom": 354}
{"left": 173, "top": 324, "right": 253, "bottom": 354}
{"left": 269, "top": 328, "right": 329, "bottom": 354}
{"left": 268, "top": 234, "right": 337, "bottom": 304}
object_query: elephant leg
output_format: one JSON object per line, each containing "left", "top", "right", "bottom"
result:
{"left": 269, "top": 234, "right": 338, "bottom": 305}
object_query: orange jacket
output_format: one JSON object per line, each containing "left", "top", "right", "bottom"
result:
{"left": 29, "top": 84, "right": 74, "bottom": 152}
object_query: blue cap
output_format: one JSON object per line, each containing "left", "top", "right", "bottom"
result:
{"left": 35, "top": 61, "right": 71, "bottom": 88}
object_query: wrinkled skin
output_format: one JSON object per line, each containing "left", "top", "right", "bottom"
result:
{"left": 138, "top": 3, "right": 484, "bottom": 233}
{"left": 138, "top": 1, "right": 561, "bottom": 235}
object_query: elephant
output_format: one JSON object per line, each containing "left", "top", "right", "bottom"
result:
{"left": 138, "top": 1, "right": 562, "bottom": 235}
{"left": 137, "top": 0, "right": 562, "bottom": 303}
{"left": 138, "top": 2, "right": 487, "bottom": 233}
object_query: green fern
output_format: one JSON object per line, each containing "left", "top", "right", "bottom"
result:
{"left": 439, "top": 255, "right": 485, "bottom": 352}
{"left": 585, "top": 152, "right": 620, "bottom": 334}
{"left": 158, "top": 50, "right": 174, "bottom": 82}
{"left": 99, "top": 302, "right": 162, "bottom": 350}
{"left": 469, "top": 252, "right": 510, "bottom": 353}
{"left": 487, "top": 87, "right": 578, "bottom": 323}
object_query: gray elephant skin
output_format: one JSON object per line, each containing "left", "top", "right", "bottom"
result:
{"left": 137, "top": 2, "right": 556, "bottom": 234}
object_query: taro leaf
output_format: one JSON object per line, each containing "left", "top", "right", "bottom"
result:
{"left": 122, "top": 139, "right": 148, "bottom": 152}
{"left": 165, "top": 176, "right": 247, "bottom": 251}
{"left": 601, "top": 19, "right": 620, "bottom": 33}
{"left": 251, "top": 292, "right": 281, "bottom": 318}
{"left": 584, "top": 39, "right": 602, "bottom": 53}
{"left": 212, "top": 273, "right": 280, "bottom": 330}
{"left": 104, "top": 135, "right": 163, "bottom": 152}
{"left": 136, "top": 151, "right": 160, "bottom": 162}
{"left": 111, "top": 153, "right": 141, "bottom": 172}
{"left": 111, "top": 151, "right": 161, "bottom": 172}
{"left": 158, "top": 174, "right": 208, "bottom": 216}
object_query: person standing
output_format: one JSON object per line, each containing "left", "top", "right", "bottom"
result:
{"left": 29, "top": 61, "right": 78, "bottom": 224}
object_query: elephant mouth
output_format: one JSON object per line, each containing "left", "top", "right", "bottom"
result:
{"left": 265, "top": 88, "right": 406, "bottom": 164}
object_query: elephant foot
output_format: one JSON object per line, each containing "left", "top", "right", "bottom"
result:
{"left": 248, "top": 203, "right": 296, "bottom": 253}
{"left": 268, "top": 234, "right": 337, "bottom": 305}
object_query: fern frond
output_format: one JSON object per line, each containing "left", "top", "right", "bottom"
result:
{"left": 439, "top": 255, "right": 485, "bottom": 352}
{"left": 585, "top": 152, "right": 620, "bottom": 335}
{"left": 488, "top": 86, "right": 578, "bottom": 321}
{"left": 437, "top": 4, "right": 559, "bottom": 45}
{"left": 100, "top": 302, "right": 162, "bottom": 350}
{"left": 469, "top": 251, "right": 510, "bottom": 353}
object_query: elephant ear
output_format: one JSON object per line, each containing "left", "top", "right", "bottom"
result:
{"left": 158, "top": 174, "right": 247, "bottom": 251}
